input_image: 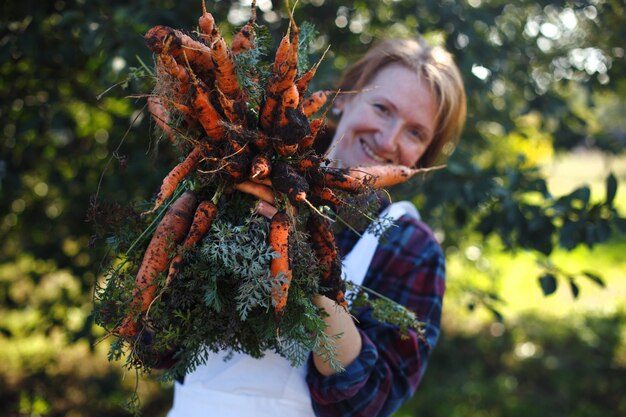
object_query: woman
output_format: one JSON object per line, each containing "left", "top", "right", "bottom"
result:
{"left": 168, "top": 37, "right": 466, "bottom": 417}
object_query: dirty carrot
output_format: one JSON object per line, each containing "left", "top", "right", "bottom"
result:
{"left": 147, "top": 96, "right": 179, "bottom": 147}
{"left": 231, "top": 0, "right": 257, "bottom": 54}
{"left": 233, "top": 181, "right": 275, "bottom": 205}
{"left": 307, "top": 214, "right": 348, "bottom": 309}
{"left": 301, "top": 90, "right": 330, "bottom": 117}
{"left": 212, "top": 35, "right": 241, "bottom": 100}
{"left": 198, "top": 0, "right": 216, "bottom": 45}
{"left": 189, "top": 73, "right": 226, "bottom": 140}
{"left": 347, "top": 164, "right": 446, "bottom": 189}
{"left": 268, "top": 211, "right": 292, "bottom": 316}
{"left": 144, "top": 25, "right": 214, "bottom": 74}
{"left": 307, "top": 214, "right": 337, "bottom": 281}
{"left": 271, "top": 160, "right": 309, "bottom": 204}
{"left": 319, "top": 167, "right": 369, "bottom": 194}
{"left": 296, "top": 45, "right": 330, "bottom": 100}
{"left": 260, "top": 93, "right": 279, "bottom": 132}
{"left": 310, "top": 185, "right": 342, "bottom": 208}
{"left": 298, "top": 117, "right": 323, "bottom": 149}
{"left": 144, "top": 146, "right": 205, "bottom": 215}
{"left": 250, "top": 154, "right": 271, "bottom": 180}
{"left": 116, "top": 191, "right": 197, "bottom": 337}
{"left": 165, "top": 199, "right": 217, "bottom": 286}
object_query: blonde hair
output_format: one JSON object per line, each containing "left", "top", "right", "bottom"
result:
{"left": 337, "top": 38, "right": 467, "bottom": 167}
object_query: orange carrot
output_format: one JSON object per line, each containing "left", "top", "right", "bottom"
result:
{"left": 190, "top": 75, "right": 226, "bottom": 141}
{"left": 147, "top": 96, "right": 179, "bottom": 147}
{"left": 216, "top": 88, "right": 238, "bottom": 124}
{"left": 272, "top": 160, "right": 309, "bottom": 205}
{"left": 307, "top": 214, "right": 348, "bottom": 309}
{"left": 250, "top": 154, "right": 271, "bottom": 180}
{"left": 144, "top": 146, "right": 205, "bottom": 215}
{"left": 252, "top": 132, "right": 272, "bottom": 152}
{"left": 298, "top": 117, "right": 323, "bottom": 149}
{"left": 280, "top": 83, "right": 300, "bottom": 115}
{"left": 296, "top": 45, "right": 329, "bottom": 100}
{"left": 231, "top": 0, "right": 257, "bottom": 54}
{"left": 117, "top": 191, "right": 197, "bottom": 337}
{"left": 268, "top": 7, "right": 298, "bottom": 94}
{"left": 233, "top": 181, "right": 275, "bottom": 205}
{"left": 319, "top": 167, "right": 369, "bottom": 194}
{"left": 346, "top": 164, "right": 446, "bottom": 189}
{"left": 310, "top": 185, "right": 342, "bottom": 207}
{"left": 269, "top": 211, "right": 292, "bottom": 316}
{"left": 145, "top": 25, "right": 214, "bottom": 74}
{"left": 307, "top": 214, "right": 337, "bottom": 281}
{"left": 211, "top": 35, "right": 241, "bottom": 100}
{"left": 260, "top": 94, "right": 280, "bottom": 132}
{"left": 274, "top": 142, "right": 299, "bottom": 157}
{"left": 165, "top": 199, "right": 217, "bottom": 286}
{"left": 295, "top": 153, "right": 322, "bottom": 171}
{"left": 301, "top": 90, "right": 330, "bottom": 117}
{"left": 198, "top": 0, "right": 216, "bottom": 45}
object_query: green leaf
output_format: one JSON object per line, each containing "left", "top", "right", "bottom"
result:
{"left": 582, "top": 271, "right": 606, "bottom": 288}
{"left": 606, "top": 173, "right": 617, "bottom": 206}
{"left": 570, "top": 186, "right": 591, "bottom": 206}
{"left": 538, "top": 273, "right": 558, "bottom": 296}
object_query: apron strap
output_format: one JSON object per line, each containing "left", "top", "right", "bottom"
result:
{"left": 342, "top": 201, "right": 420, "bottom": 288}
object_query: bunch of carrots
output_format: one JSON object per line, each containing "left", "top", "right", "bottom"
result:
{"left": 113, "top": 1, "right": 438, "bottom": 339}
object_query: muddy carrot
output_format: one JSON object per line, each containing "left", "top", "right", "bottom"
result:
{"left": 189, "top": 74, "right": 226, "bottom": 141}
{"left": 165, "top": 199, "right": 217, "bottom": 286}
{"left": 147, "top": 96, "right": 179, "bottom": 147}
{"left": 231, "top": 0, "right": 257, "bottom": 54}
{"left": 301, "top": 90, "right": 330, "bottom": 117}
{"left": 299, "top": 118, "right": 323, "bottom": 150}
{"left": 117, "top": 191, "right": 197, "bottom": 337}
{"left": 347, "top": 164, "right": 446, "bottom": 189}
{"left": 310, "top": 185, "right": 342, "bottom": 208}
{"left": 319, "top": 167, "right": 369, "bottom": 194}
{"left": 145, "top": 25, "right": 214, "bottom": 74}
{"left": 144, "top": 146, "right": 204, "bottom": 215}
{"left": 269, "top": 211, "right": 292, "bottom": 316}
{"left": 234, "top": 181, "right": 275, "bottom": 205}
{"left": 212, "top": 35, "right": 241, "bottom": 100}
{"left": 307, "top": 214, "right": 348, "bottom": 309}
{"left": 250, "top": 154, "right": 271, "bottom": 180}
{"left": 198, "top": 0, "right": 216, "bottom": 45}
{"left": 271, "top": 160, "right": 309, "bottom": 205}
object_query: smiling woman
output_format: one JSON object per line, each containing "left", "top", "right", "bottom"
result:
{"left": 299, "top": 36, "right": 467, "bottom": 416}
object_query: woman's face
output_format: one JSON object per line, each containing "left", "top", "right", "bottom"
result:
{"left": 327, "top": 63, "right": 438, "bottom": 168}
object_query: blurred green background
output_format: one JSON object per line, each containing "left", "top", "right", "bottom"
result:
{"left": 1, "top": 0, "right": 625, "bottom": 416}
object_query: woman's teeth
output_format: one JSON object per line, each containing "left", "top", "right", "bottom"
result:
{"left": 360, "top": 139, "right": 389, "bottom": 163}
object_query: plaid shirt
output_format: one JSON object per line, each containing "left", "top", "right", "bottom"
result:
{"left": 306, "top": 209, "right": 446, "bottom": 417}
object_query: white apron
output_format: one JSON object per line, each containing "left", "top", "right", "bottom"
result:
{"left": 167, "top": 202, "right": 419, "bottom": 417}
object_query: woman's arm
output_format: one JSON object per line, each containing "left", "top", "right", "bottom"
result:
{"left": 311, "top": 295, "right": 362, "bottom": 375}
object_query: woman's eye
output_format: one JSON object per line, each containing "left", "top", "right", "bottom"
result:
{"left": 373, "top": 103, "right": 389, "bottom": 115}
{"left": 407, "top": 128, "right": 424, "bottom": 143}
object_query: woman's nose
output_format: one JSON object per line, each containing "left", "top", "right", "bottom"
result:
{"left": 376, "top": 121, "right": 403, "bottom": 153}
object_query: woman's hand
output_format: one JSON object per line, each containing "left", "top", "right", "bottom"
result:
{"left": 233, "top": 181, "right": 278, "bottom": 218}
{"left": 312, "top": 295, "right": 362, "bottom": 376}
